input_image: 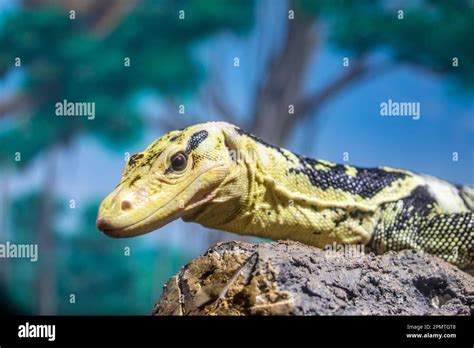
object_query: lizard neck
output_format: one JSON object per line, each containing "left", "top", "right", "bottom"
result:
{"left": 190, "top": 129, "right": 418, "bottom": 248}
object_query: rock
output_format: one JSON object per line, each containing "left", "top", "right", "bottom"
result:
{"left": 153, "top": 240, "right": 473, "bottom": 315}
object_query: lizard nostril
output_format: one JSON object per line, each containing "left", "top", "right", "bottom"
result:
{"left": 121, "top": 200, "right": 132, "bottom": 211}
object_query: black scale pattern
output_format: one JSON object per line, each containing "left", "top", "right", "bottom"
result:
{"left": 290, "top": 156, "right": 407, "bottom": 199}
{"left": 185, "top": 130, "right": 209, "bottom": 154}
{"left": 234, "top": 127, "right": 406, "bottom": 198}
{"left": 371, "top": 186, "right": 474, "bottom": 268}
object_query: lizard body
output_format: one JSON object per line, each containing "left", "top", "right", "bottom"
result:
{"left": 97, "top": 122, "right": 474, "bottom": 271}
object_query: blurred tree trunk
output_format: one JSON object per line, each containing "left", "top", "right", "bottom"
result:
{"left": 250, "top": 13, "right": 317, "bottom": 144}
{"left": 204, "top": 0, "right": 371, "bottom": 147}
{"left": 249, "top": 1, "right": 370, "bottom": 145}
{"left": 0, "top": 174, "right": 10, "bottom": 293}
{"left": 36, "top": 150, "right": 57, "bottom": 315}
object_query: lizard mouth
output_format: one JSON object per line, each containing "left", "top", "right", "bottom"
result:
{"left": 97, "top": 206, "right": 180, "bottom": 238}
{"left": 97, "top": 164, "right": 226, "bottom": 237}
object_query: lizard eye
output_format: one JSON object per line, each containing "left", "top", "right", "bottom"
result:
{"left": 170, "top": 152, "right": 188, "bottom": 172}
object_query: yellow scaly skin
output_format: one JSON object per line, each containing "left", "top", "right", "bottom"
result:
{"left": 97, "top": 122, "right": 474, "bottom": 271}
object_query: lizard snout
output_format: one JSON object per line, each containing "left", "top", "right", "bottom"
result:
{"left": 96, "top": 216, "right": 115, "bottom": 233}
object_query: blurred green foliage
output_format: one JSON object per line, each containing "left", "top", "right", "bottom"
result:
{"left": 297, "top": 0, "right": 474, "bottom": 88}
{"left": 0, "top": 0, "right": 254, "bottom": 167}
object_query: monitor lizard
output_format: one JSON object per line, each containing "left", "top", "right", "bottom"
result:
{"left": 97, "top": 122, "right": 474, "bottom": 272}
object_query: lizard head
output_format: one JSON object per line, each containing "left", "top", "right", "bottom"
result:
{"left": 96, "top": 122, "right": 246, "bottom": 238}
